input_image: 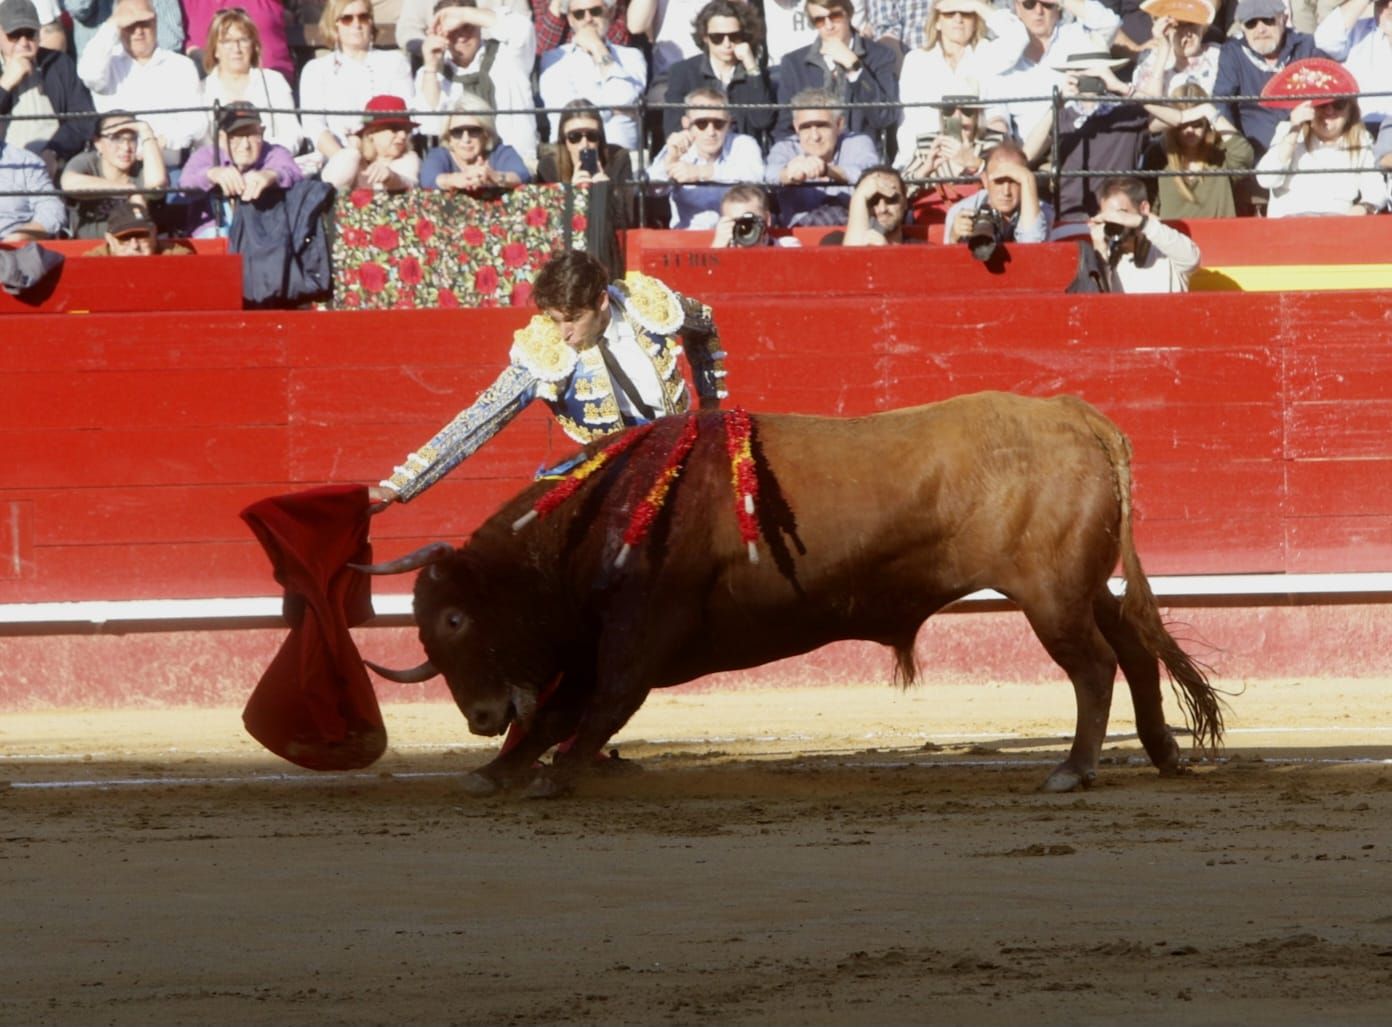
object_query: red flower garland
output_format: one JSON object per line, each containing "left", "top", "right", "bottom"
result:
{"left": 511, "top": 424, "right": 655, "bottom": 533}
{"left": 722, "top": 407, "right": 760, "bottom": 563}
{"left": 616, "top": 414, "right": 702, "bottom": 566}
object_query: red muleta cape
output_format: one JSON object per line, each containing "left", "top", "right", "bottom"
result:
{"left": 240, "top": 485, "right": 386, "bottom": 770}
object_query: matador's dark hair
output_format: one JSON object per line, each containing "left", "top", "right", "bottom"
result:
{"left": 532, "top": 251, "right": 610, "bottom": 313}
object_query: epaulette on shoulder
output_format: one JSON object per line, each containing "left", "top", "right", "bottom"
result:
{"left": 617, "top": 272, "right": 684, "bottom": 335}
{"left": 509, "top": 314, "right": 577, "bottom": 387}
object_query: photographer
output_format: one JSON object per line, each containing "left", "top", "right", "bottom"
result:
{"left": 710, "top": 184, "right": 801, "bottom": 248}
{"left": 943, "top": 140, "right": 1052, "bottom": 258}
{"left": 1088, "top": 176, "right": 1201, "bottom": 293}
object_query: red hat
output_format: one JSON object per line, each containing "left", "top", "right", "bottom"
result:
{"left": 1260, "top": 58, "right": 1360, "bottom": 110}
{"left": 361, "top": 94, "right": 419, "bottom": 132}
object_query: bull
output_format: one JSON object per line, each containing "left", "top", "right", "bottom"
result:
{"left": 360, "top": 392, "right": 1223, "bottom": 797}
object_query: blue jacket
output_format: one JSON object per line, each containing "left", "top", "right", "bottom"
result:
{"left": 774, "top": 36, "right": 899, "bottom": 140}
{"left": 1213, "top": 32, "right": 1328, "bottom": 154}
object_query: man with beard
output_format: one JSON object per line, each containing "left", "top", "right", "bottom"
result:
{"left": 1213, "top": 0, "right": 1328, "bottom": 156}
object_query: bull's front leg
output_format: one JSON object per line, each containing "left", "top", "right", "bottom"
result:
{"left": 523, "top": 679, "right": 653, "bottom": 799}
{"left": 462, "top": 684, "right": 589, "bottom": 797}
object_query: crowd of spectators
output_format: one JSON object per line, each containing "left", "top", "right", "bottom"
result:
{"left": 1, "top": 0, "right": 1391, "bottom": 276}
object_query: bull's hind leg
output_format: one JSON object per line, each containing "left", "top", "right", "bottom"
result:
{"left": 1019, "top": 594, "right": 1119, "bottom": 792}
{"left": 1092, "top": 588, "right": 1182, "bottom": 776}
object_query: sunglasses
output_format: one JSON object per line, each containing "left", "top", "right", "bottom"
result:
{"left": 867, "top": 192, "right": 903, "bottom": 206}
{"left": 794, "top": 119, "right": 833, "bottom": 132}
{"left": 448, "top": 124, "right": 486, "bottom": 139}
{"left": 123, "top": 17, "right": 156, "bottom": 30}
{"left": 1321, "top": 98, "right": 1352, "bottom": 113}
{"left": 6, "top": 27, "right": 37, "bottom": 39}
{"left": 809, "top": 10, "right": 847, "bottom": 25}
{"left": 1018, "top": 0, "right": 1058, "bottom": 10}
{"left": 569, "top": 4, "right": 605, "bottom": 19}
{"left": 1243, "top": 15, "right": 1278, "bottom": 27}
{"left": 706, "top": 30, "right": 746, "bottom": 43}
{"left": 100, "top": 130, "right": 141, "bottom": 145}
{"left": 565, "top": 128, "right": 602, "bottom": 144}
{"left": 690, "top": 117, "right": 728, "bottom": 130}
{"left": 938, "top": 9, "right": 974, "bottom": 18}
{"left": 337, "top": 11, "right": 372, "bottom": 25}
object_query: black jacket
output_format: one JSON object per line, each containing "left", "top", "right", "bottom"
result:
{"left": 662, "top": 54, "right": 775, "bottom": 141}
{"left": 0, "top": 48, "right": 96, "bottom": 162}
{"left": 229, "top": 179, "right": 335, "bottom": 309}
{"left": 773, "top": 36, "right": 898, "bottom": 140}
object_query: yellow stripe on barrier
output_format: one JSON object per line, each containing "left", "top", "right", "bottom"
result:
{"left": 1192, "top": 264, "right": 1392, "bottom": 292}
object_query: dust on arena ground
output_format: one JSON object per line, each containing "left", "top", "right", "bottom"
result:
{"left": 3, "top": 678, "right": 1392, "bottom": 1026}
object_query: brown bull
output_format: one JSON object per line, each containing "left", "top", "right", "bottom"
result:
{"left": 361, "top": 391, "right": 1223, "bottom": 797}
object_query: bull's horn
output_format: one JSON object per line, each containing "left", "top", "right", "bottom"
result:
{"left": 364, "top": 658, "right": 440, "bottom": 683}
{"left": 349, "top": 542, "right": 455, "bottom": 575}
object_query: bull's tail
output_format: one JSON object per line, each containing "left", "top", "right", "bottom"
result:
{"left": 1082, "top": 402, "right": 1225, "bottom": 752}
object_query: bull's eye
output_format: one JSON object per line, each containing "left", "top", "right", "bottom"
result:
{"left": 443, "top": 608, "right": 466, "bottom": 632}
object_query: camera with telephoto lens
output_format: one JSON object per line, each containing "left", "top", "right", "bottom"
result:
{"left": 965, "top": 206, "right": 1007, "bottom": 261}
{"left": 731, "top": 213, "right": 767, "bottom": 247}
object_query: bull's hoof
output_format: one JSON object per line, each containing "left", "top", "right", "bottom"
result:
{"left": 522, "top": 772, "right": 575, "bottom": 800}
{"left": 592, "top": 749, "right": 643, "bottom": 777}
{"left": 1039, "top": 765, "right": 1095, "bottom": 793}
{"left": 460, "top": 771, "right": 503, "bottom": 797}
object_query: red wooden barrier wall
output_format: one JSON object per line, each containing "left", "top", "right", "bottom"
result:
{"left": 3, "top": 278, "right": 1391, "bottom": 606}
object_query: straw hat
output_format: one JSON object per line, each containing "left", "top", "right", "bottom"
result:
{"left": 1139, "top": 0, "right": 1215, "bottom": 26}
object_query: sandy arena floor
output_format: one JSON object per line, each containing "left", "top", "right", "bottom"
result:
{"left": 3, "top": 677, "right": 1392, "bottom": 1025}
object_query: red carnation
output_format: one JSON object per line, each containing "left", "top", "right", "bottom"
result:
{"left": 509, "top": 281, "right": 532, "bottom": 307}
{"left": 525, "top": 206, "right": 549, "bottom": 227}
{"left": 415, "top": 217, "right": 436, "bottom": 243}
{"left": 571, "top": 213, "right": 588, "bottom": 231}
{"left": 463, "top": 226, "right": 485, "bottom": 247}
{"left": 489, "top": 223, "right": 504, "bottom": 237}
{"left": 344, "top": 292, "right": 361, "bottom": 308}
{"left": 502, "top": 241, "right": 528, "bottom": 268}
{"left": 342, "top": 227, "right": 369, "bottom": 248}
{"left": 398, "top": 256, "right": 424, "bottom": 286}
{"left": 341, "top": 266, "right": 360, "bottom": 285}
{"left": 475, "top": 266, "right": 499, "bottom": 294}
{"left": 393, "top": 294, "right": 416, "bottom": 310}
{"left": 438, "top": 288, "right": 459, "bottom": 309}
{"left": 349, "top": 189, "right": 375, "bottom": 209}
{"left": 358, "top": 261, "right": 388, "bottom": 293}
{"left": 371, "top": 224, "right": 400, "bottom": 251}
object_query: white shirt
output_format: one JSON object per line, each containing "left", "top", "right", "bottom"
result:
{"left": 1131, "top": 43, "right": 1220, "bottom": 100}
{"left": 1256, "top": 122, "right": 1388, "bottom": 218}
{"left": 539, "top": 41, "right": 647, "bottom": 151}
{"left": 298, "top": 48, "right": 414, "bottom": 147}
{"left": 200, "top": 68, "right": 305, "bottom": 155}
{"left": 895, "top": 9, "right": 1027, "bottom": 167}
{"left": 77, "top": 23, "right": 206, "bottom": 151}
{"left": 604, "top": 302, "right": 668, "bottom": 417}
{"left": 986, "top": 0, "right": 1121, "bottom": 140}
{"left": 1314, "top": 11, "right": 1392, "bottom": 124}
{"left": 1107, "top": 217, "right": 1201, "bottom": 293}
{"left": 412, "top": 9, "right": 537, "bottom": 163}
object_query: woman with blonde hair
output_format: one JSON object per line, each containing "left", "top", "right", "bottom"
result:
{"left": 298, "top": 0, "right": 413, "bottom": 167}
{"left": 894, "top": 0, "right": 1025, "bottom": 168}
{"left": 199, "top": 8, "right": 304, "bottom": 155}
{"left": 1256, "top": 85, "right": 1386, "bottom": 217}
{"left": 420, "top": 93, "right": 530, "bottom": 191}
{"left": 1141, "top": 82, "right": 1254, "bottom": 219}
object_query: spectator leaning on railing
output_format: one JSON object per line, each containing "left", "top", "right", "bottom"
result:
{"left": 765, "top": 86, "right": 878, "bottom": 225}
{"left": 649, "top": 85, "right": 764, "bottom": 228}
{"left": 1141, "top": 86, "right": 1255, "bottom": 219}
{"left": 321, "top": 94, "right": 422, "bottom": 193}
{"left": 420, "top": 91, "right": 530, "bottom": 190}
{"left": 0, "top": 136, "right": 66, "bottom": 242}
{"left": 181, "top": 101, "right": 303, "bottom": 236}
{"left": 60, "top": 109, "right": 168, "bottom": 236}
{"left": 0, "top": 0, "right": 96, "bottom": 169}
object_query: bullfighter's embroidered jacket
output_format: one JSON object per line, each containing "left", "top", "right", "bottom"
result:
{"left": 380, "top": 272, "right": 727, "bottom": 502}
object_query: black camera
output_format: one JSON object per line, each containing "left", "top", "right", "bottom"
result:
{"left": 1077, "top": 74, "right": 1105, "bottom": 96}
{"left": 730, "top": 213, "right": 767, "bottom": 247}
{"left": 965, "top": 206, "right": 1007, "bottom": 261}
{"left": 1103, "top": 221, "right": 1128, "bottom": 245}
